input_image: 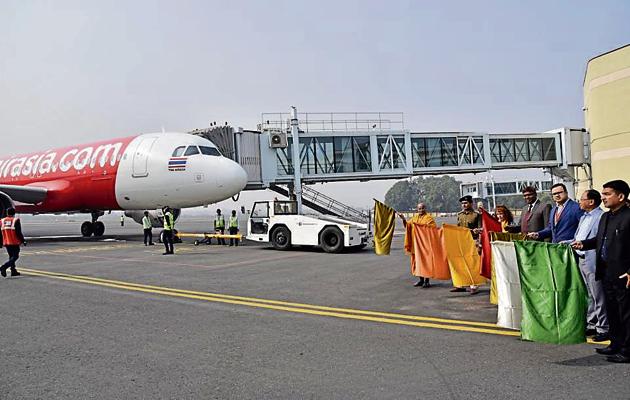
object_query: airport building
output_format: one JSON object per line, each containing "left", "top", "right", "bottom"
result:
{"left": 580, "top": 44, "right": 630, "bottom": 191}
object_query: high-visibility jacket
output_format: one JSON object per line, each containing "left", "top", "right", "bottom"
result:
{"left": 215, "top": 215, "right": 225, "bottom": 229}
{"left": 229, "top": 216, "right": 238, "bottom": 229}
{"left": 163, "top": 212, "right": 174, "bottom": 231}
{"left": 1, "top": 217, "right": 22, "bottom": 246}
{"left": 142, "top": 216, "right": 152, "bottom": 229}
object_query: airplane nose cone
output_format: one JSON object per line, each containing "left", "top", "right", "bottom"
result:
{"left": 232, "top": 160, "right": 248, "bottom": 192}
{"left": 222, "top": 158, "right": 247, "bottom": 195}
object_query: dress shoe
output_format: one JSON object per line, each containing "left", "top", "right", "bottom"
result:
{"left": 162, "top": 252, "right": 171, "bottom": 255}
{"left": 585, "top": 328, "right": 597, "bottom": 336}
{"left": 450, "top": 287, "right": 466, "bottom": 292}
{"left": 413, "top": 278, "right": 425, "bottom": 287}
{"left": 10, "top": 270, "right": 20, "bottom": 277}
{"left": 606, "top": 354, "right": 630, "bottom": 363}
{"left": 592, "top": 333, "right": 610, "bottom": 342}
{"left": 422, "top": 281, "right": 431, "bottom": 288}
{"left": 595, "top": 346, "right": 619, "bottom": 355}
{"left": 0, "top": 268, "right": 6, "bottom": 278}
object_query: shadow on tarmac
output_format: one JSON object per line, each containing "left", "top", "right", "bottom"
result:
{"left": 554, "top": 354, "right": 611, "bottom": 367}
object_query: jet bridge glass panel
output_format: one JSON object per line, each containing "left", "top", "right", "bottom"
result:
{"left": 489, "top": 137, "right": 557, "bottom": 164}
{"left": 377, "top": 136, "right": 406, "bottom": 170}
{"left": 411, "top": 137, "right": 457, "bottom": 168}
{"left": 276, "top": 136, "right": 371, "bottom": 176}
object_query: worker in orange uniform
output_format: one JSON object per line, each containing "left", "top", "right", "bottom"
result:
{"left": 399, "top": 202, "right": 436, "bottom": 288}
{"left": 0, "top": 208, "right": 26, "bottom": 277}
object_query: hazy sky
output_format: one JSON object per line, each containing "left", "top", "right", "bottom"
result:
{"left": 1, "top": 1, "right": 629, "bottom": 210}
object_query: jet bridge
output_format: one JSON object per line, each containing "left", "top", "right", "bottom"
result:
{"left": 190, "top": 111, "right": 589, "bottom": 221}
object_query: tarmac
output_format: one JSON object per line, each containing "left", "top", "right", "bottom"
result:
{"left": 1, "top": 216, "right": 629, "bottom": 399}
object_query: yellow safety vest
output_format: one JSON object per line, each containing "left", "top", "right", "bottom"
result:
{"left": 229, "top": 216, "right": 238, "bottom": 228}
{"left": 215, "top": 215, "right": 225, "bottom": 229}
{"left": 163, "top": 212, "right": 174, "bottom": 230}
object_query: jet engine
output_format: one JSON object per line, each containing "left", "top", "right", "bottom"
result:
{"left": 0, "top": 191, "right": 15, "bottom": 218}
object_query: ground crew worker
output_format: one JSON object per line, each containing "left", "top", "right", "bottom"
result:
{"left": 399, "top": 202, "right": 436, "bottom": 288}
{"left": 454, "top": 195, "right": 481, "bottom": 295}
{"left": 142, "top": 211, "right": 154, "bottom": 246}
{"left": 0, "top": 208, "right": 25, "bottom": 277}
{"left": 229, "top": 210, "right": 239, "bottom": 246}
{"left": 162, "top": 206, "right": 175, "bottom": 255}
{"left": 215, "top": 209, "right": 226, "bottom": 245}
{"left": 120, "top": 214, "right": 125, "bottom": 227}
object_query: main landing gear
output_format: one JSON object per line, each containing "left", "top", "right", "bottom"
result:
{"left": 81, "top": 211, "right": 105, "bottom": 237}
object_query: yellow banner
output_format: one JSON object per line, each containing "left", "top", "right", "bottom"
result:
{"left": 442, "top": 224, "right": 486, "bottom": 287}
{"left": 374, "top": 200, "right": 396, "bottom": 255}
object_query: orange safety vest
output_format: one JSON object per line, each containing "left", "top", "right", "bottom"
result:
{"left": 1, "top": 216, "right": 21, "bottom": 246}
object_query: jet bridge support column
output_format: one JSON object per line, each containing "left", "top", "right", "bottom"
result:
{"left": 290, "top": 106, "right": 303, "bottom": 214}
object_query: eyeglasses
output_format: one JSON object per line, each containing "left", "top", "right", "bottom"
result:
{"left": 551, "top": 191, "right": 565, "bottom": 196}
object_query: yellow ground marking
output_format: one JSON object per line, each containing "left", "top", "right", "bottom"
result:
{"left": 20, "top": 268, "right": 519, "bottom": 336}
{"left": 21, "top": 244, "right": 132, "bottom": 256}
{"left": 21, "top": 268, "right": 502, "bottom": 328}
{"left": 18, "top": 268, "right": 610, "bottom": 345}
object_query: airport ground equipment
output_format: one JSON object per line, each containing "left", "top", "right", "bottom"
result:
{"left": 246, "top": 199, "right": 370, "bottom": 253}
{"left": 176, "top": 232, "right": 243, "bottom": 246}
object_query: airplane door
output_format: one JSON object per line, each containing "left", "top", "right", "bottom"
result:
{"left": 132, "top": 137, "right": 157, "bottom": 177}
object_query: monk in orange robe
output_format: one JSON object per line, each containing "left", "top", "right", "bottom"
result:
{"left": 399, "top": 202, "right": 436, "bottom": 288}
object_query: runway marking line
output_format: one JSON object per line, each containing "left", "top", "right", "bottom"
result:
{"left": 18, "top": 268, "right": 607, "bottom": 344}
{"left": 21, "top": 244, "right": 132, "bottom": 255}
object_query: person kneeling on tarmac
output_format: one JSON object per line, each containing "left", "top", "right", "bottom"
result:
{"left": 1, "top": 207, "right": 26, "bottom": 277}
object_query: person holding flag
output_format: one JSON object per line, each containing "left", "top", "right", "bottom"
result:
{"left": 399, "top": 202, "right": 436, "bottom": 287}
{"left": 453, "top": 195, "right": 481, "bottom": 294}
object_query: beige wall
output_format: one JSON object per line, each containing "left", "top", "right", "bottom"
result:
{"left": 582, "top": 45, "right": 630, "bottom": 192}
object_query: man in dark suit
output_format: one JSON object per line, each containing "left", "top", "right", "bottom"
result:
{"left": 512, "top": 186, "right": 552, "bottom": 235}
{"left": 529, "top": 183, "right": 583, "bottom": 243}
{"left": 573, "top": 180, "right": 630, "bottom": 363}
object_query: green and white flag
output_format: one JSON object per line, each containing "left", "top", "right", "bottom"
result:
{"left": 491, "top": 241, "right": 522, "bottom": 330}
{"left": 514, "top": 241, "right": 588, "bottom": 344}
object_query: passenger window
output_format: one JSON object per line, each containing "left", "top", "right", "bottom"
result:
{"left": 199, "top": 146, "right": 222, "bottom": 156}
{"left": 184, "top": 146, "right": 200, "bottom": 156}
{"left": 172, "top": 146, "right": 186, "bottom": 157}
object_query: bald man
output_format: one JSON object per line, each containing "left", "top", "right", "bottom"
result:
{"left": 399, "top": 203, "right": 436, "bottom": 288}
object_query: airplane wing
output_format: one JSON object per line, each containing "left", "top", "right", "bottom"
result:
{"left": 0, "top": 184, "right": 48, "bottom": 204}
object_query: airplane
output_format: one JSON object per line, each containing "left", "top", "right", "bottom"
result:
{"left": 0, "top": 132, "right": 248, "bottom": 237}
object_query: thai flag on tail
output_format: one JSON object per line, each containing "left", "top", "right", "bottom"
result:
{"left": 168, "top": 157, "right": 187, "bottom": 171}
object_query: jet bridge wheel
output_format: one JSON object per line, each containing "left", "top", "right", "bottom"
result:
{"left": 271, "top": 226, "right": 291, "bottom": 250}
{"left": 320, "top": 226, "right": 344, "bottom": 253}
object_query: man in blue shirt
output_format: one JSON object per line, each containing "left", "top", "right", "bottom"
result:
{"left": 528, "top": 183, "right": 583, "bottom": 243}
{"left": 566, "top": 189, "right": 608, "bottom": 342}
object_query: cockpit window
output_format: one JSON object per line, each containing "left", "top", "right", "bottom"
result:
{"left": 184, "top": 146, "right": 200, "bottom": 156}
{"left": 172, "top": 146, "right": 186, "bottom": 157}
{"left": 199, "top": 146, "right": 221, "bottom": 156}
